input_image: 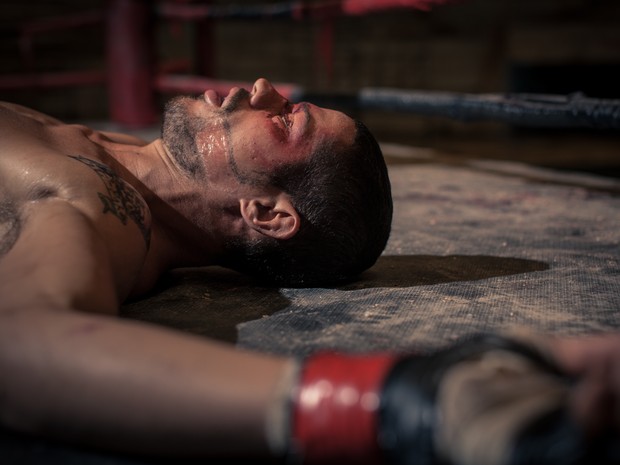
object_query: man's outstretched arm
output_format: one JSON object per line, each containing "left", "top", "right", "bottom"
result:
{"left": 0, "top": 200, "right": 294, "bottom": 458}
{"left": 0, "top": 307, "right": 294, "bottom": 457}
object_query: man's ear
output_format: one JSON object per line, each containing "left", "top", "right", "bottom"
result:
{"left": 239, "top": 194, "right": 300, "bottom": 240}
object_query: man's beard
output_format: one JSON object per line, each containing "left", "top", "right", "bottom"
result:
{"left": 161, "top": 95, "right": 207, "bottom": 179}
{"left": 162, "top": 88, "right": 256, "bottom": 185}
{"left": 161, "top": 89, "right": 250, "bottom": 180}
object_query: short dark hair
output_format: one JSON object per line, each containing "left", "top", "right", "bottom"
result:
{"left": 221, "top": 119, "right": 393, "bottom": 287}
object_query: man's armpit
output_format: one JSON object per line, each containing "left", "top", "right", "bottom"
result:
{"left": 0, "top": 201, "right": 20, "bottom": 258}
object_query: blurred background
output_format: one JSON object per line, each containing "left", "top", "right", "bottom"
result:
{"left": 1, "top": 0, "right": 619, "bottom": 175}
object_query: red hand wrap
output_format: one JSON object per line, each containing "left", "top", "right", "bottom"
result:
{"left": 292, "top": 352, "right": 397, "bottom": 464}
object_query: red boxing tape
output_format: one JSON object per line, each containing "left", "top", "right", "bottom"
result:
{"left": 292, "top": 352, "right": 396, "bottom": 464}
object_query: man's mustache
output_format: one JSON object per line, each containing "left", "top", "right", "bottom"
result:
{"left": 222, "top": 87, "right": 251, "bottom": 114}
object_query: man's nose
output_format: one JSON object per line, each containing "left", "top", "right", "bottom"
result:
{"left": 250, "top": 78, "right": 287, "bottom": 113}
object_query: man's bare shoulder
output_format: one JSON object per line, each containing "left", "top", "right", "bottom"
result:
{"left": 0, "top": 101, "right": 65, "bottom": 126}
{"left": 0, "top": 101, "right": 150, "bottom": 147}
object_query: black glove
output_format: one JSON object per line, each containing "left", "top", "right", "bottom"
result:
{"left": 292, "top": 334, "right": 619, "bottom": 465}
{"left": 379, "top": 334, "right": 614, "bottom": 465}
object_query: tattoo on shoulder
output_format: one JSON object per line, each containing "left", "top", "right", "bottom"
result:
{"left": 69, "top": 155, "right": 151, "bottom": 247}
{"left": 0, "top": 201, "right": 21, "bottom": 258}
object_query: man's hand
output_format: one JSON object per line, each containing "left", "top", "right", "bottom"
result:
{"left": 291, "top": 335, "right": 620, "bottom": 465}
{"left": 551, "top": 334, "right": 620, "bottom": 438}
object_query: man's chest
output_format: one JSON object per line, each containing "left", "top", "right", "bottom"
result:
{"left": 0, "top": 146, "right": 152, "bottom": 306}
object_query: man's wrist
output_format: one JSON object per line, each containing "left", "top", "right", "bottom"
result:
{"left": 291, "top": 352, "right": 396, "bottom": 464}
{"left": 266, "top": 358, "right": 302, "bottom": 458}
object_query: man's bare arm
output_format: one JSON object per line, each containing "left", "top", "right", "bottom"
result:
{"left": 0, "top": 307, "right": 293, "bottom": 457}
{"left": 0, "top": 200, "right": 293, "bottom": 457}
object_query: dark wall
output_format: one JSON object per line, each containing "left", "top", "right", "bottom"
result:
{"left": 1, "top": 0, "right": 619, "bottom": 164}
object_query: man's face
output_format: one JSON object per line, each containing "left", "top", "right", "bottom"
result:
{"left": 162, "top": 78, "right": 356, "bottom": 191}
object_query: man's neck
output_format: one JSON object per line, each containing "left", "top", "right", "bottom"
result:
{"left": 107, "top": 138, "right": 223, "bottom": 271}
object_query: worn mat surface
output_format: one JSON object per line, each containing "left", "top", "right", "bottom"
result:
{"left": 122, "top": 159, "right": 620, "bottom": 356}
{"left": 4, "top": 158, "right": 620, "bottom": 464}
